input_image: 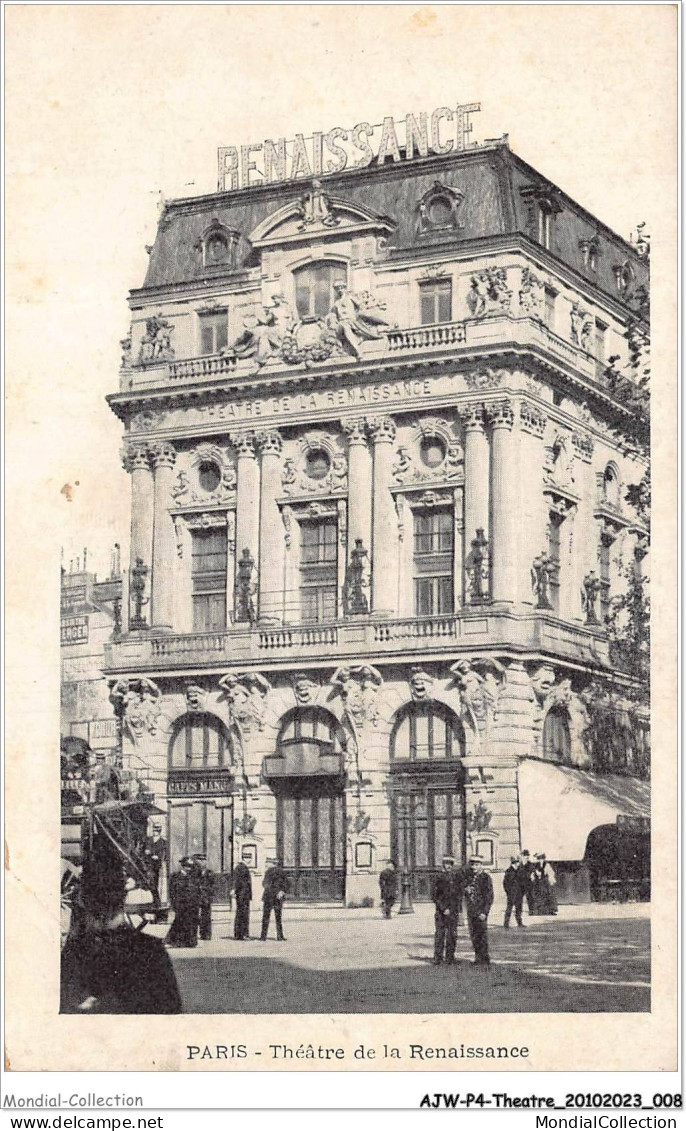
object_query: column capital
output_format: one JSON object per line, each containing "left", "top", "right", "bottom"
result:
{"left": 121, "top": 442, "right": 151, "bottom": 474}
{"left": 230, "top": 430, "right": 257, "bottom": 458}
{"left": 367, "top": 415, "right": 396, "bottom": 444}
{"left": 342, "top": 417, "right": 369, "bottom": 446}
{"left": 461, "top": 402, "right": 487, "bottom": 432}
{"left": 255, "top": 429, "right": 282, "bottom": 456}
{"left": 486, "top": 399, "right": 515, "bottom": 430}
{"left": 149, "top": 441, "right": 176, "bottom": 469}
{"left": 519, "top": 400, "right": 547, "bottom": 438}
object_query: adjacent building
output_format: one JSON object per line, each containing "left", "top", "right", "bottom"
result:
{"left": 104, "top": 132, "right": 650, "bottom": 906}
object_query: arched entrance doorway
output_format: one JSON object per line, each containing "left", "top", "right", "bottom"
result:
{"left": 266, "top": 707, "right": 347, "bottom": 902}
{"left": 167, "top": 712, "right": 235, "bottom": 900}
{"left": 389, "top": 701, "right": 466, "bottom": 900}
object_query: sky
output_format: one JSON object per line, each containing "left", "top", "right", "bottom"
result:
{"left": 6, "top": 4, "right": 675, "bottom": 580}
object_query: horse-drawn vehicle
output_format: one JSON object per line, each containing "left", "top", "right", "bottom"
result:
{"left": 60, "top": 736, "right": 166, "bottom": 939}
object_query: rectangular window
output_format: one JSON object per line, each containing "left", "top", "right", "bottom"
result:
{"left": 538, "top": 205, "right": 553, "bottom": 249}
{"left": 191, "top": 528, "right": 227, "bottom": 631}
{"left": 413, "top": 509, "right": 454, "bottom": 616}
{"left": 299, "top": 518, "right": 337, "bottom": 623}
{"left": 547, "top": 512, "right": 563, "bottom": 613}
{"left": 544, "top": 286, "right": 557, "bottom": 329}
{"left": 199, "top": 310, "right": 228, "bottom": 355}
{"left": 419, "top": 279, "right": 452, "bottom": 325}
{"left": 294, "top": 263, "right": 347, "bottom": 321}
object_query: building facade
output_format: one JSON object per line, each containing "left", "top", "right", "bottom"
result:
{"left": 105, "top": 138, "right": 650, "bottom": 906}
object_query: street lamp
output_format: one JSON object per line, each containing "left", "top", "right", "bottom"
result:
{"left": 397, "top": 795, "right": 414, "bottom": 915}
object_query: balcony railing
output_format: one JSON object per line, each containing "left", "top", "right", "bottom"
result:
{"left": 109, "top": 608, "right": 609, "bottom": 673}
{"left": 122, "top": 313, "right": 601, "bottom": 392}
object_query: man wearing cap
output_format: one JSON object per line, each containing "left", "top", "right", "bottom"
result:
{"left": 260, "top": 858, "right": 288, "bottom": 941}
{"left": 192, "top": 854, "right": 215, "bottom": 941}
{"left": 378, "top": 860, "right": 398, "bottom": 919}
{"left": 462, "top": 856, "right": 494, "bottom": 965}
{"left": 166, "top": 857, "right": 200, "bottom": 948}
{"left": 431, "top": 856, "right": 463, "bottom": 965}
{"left": 502, "top": 856, "right": 525, "bottom": 929}
{"left": 143, "top": 822, "right": 167, "bottom": 908}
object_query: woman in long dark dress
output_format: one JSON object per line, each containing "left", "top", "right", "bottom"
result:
{"left": 61, "top": 852, "right": 181, "bottom": 1014}
{"left": 533, "top": 854, "right": 558, "bottom": 915}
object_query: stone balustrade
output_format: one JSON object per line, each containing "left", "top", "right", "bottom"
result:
{"left": 107, "top": 609, "right": 609, "bottom": 673}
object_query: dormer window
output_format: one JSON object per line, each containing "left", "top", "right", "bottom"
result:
{"left": 613, "top": 262, "right": 634, "bottom": 296}
{"left": 579, "top": 236, "right": 601, "bottom": 272}
{"left": 196, "top": 219, "right": 240, "bottom": 271}
{"left": 520, "top": 184, "right": 563, "bottom": 251}
{"left": 294, "top": 261, "right": 347, "bottom": 321}
{"left": 417, "top": 181, "right": 465, "bottom": 234}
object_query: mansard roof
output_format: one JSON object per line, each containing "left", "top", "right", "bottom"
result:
{"left": 138, "top": 143, "right": 648, "bottom": 314}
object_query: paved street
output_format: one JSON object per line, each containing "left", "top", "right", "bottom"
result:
{"left": 153, "top": 903, "right": 650, "bottom": 1014}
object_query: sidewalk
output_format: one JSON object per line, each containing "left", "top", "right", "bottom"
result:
{"left": 153, "top": 901, "right": 650, "bottom": 1015}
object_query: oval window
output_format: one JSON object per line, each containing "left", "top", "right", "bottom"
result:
{"left": 198, "top": 460, "right": 221, "bottom": 492}
{"left": 419, "top": 436, "right": 446, "bottom": 469}
{"left": 305, "top": 449, "right": 331, "bottom": 480}
{"left": 428, "top": 197, "right": 453, "bottom": 226}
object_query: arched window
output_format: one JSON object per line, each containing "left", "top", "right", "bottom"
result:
{"left": 293, "top": 261, "right": 347, "bottom": 321}
{"left": 542, "top": 705, "right": 571, "bottom": 763}
{"left": 169, "top": 712, "right": 233, "bottom": 769}
{"left": 277, "top": 707, "right": 347, "bottom": 758}
{"left": 391, "top": 701, "right": 465, "bottom": 763}
{"left": 603, "top": 464, "right": 621, "bottom": 509}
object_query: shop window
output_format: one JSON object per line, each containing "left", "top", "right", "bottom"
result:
{"left": 199, "top": 309, "right": 228, "bottom": 355}
{"left": 294, "top": 262, "right": 347, "bottom": 321}
{"left": 419, "top": 279, "right": 452, "bottom": 325}
{"left": 413, "top": 509, "right": 453, "bottom": 616}
{"left": 542, "top": 705, "right": 572, "bottom": 763}
{"left": 391, "top": 702, "right": 465, "bottom": 762}
{"left": 191, "top": 528, "right": 227, "bottom": 632}
{"left": 300, "top": 518, "right": 337, "bottom": 623}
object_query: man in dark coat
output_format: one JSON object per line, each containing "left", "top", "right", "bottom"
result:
{"left": 519, "top": 850, "right": 536, "bottom": 915}
{"left": 503, "top": 856, "right": 525, "bottom": 928}
{"left": 232, "top": 860, "right": 252, "bottom": 940}
{"left": 192, "top": 854, "right": 215, "bottom": 941}
{"left": 462, "top": 855, "right": 494, "bottom": 965}
{"left": 378, "top": 860, "right": 398, "bottom": 919}
{"left": 260, "top": 858, "right": 288, "bottom": 941}
{"left": 143, "top": 822, "right": 167, "bottom": 908}
{"left": 431, "top": 856, "right": 463, "bottom": 965}
{"left": 62, "top": 852, "right": 181, "bottom": 1014}
{"left": 166, "top": 858, "right": 200, "bottom": 948}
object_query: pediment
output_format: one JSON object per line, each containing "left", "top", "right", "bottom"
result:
{"left": 249, "top": 182, "right": 396, "bottom": 248}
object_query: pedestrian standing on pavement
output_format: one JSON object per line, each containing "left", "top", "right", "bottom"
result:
{"left": 503, "top": 856, "right": 525, "bottom": 928}
{"left": 462, "top": 855, "right": 494, "bottom": 966}
{"left": 519, "top": 849, "right": 536, "bottom": 915}
{"left": 260, "top": 858, "right": 288, "bottom": 941}
{"left": 533, "top": 854, "right": 558, "bottom": 915}
{"left": 232, "top": 860, "right": 252, "bottom": 940}
{"left": 166, "top": 857, "right": 200, "bottom": 948}
{"left": 192, "top": 854, "right": 215, "bottom": 941}
{"left": 378, "top": 860, "right": 398, "bottom": 919}
{"left": 431, "top": 856, "right": 463, "bottom": 965}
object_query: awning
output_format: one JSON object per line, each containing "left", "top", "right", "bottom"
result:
{"left": 518, "top": 758, "right": 650, "bottom": 862}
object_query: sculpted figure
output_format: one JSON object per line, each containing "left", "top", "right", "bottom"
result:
{"left": 229, "top": 294, "right": 294, "bottom": 367}
{"left": 326, "top": 284, "right": 391, "bottom": 358}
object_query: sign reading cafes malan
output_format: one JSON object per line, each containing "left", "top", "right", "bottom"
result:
{"left": 218, "top": 103, "right": 481, "bottom": 192}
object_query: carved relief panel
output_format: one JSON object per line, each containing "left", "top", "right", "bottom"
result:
{"left": 171, "top": 442, "right": 237, "bottom": 508}
{"left": 281, "top": 430, "right": 347, "bottom": 497}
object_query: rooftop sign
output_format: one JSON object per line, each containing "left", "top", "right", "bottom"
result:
{"left": 217, "top": 103, "right": 481, "bottom": 192}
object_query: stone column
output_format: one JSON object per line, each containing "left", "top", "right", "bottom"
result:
{"left": 231, "top": 429, "right": 260, "bottom": 584}
{"left": 256, "top": 430, "right": 283, "bottom": 624}
{"left": 519, "top": 401, "right": 548, "bottom": 606}
{"left": 462, "top": 403, "right": 490, "bottom": 603}
{"left": 342, "top": 417, "right": 372, "bottom": 555}
{"left": 122, "top": 443, "right": 154, "bottom": 629}
{"left": 368, "top": 415, "right": 398, "bottom": 616}
{"left": 150, "top": 441, "right": 177, "bottom": 630}
{"left": 487, "top": 399, "right": 518, "bottom": 604}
